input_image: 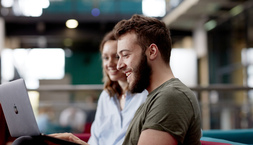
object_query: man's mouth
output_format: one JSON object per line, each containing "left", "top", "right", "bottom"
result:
{"left": 126, "top": 72, "right": 131, "bottom": 78}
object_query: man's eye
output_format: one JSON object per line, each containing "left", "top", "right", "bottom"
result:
{"left": 122, "top": 54, "right": 129, "bottom": 57}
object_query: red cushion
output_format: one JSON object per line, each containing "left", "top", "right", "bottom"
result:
{"left": 201, "top": 140, "right": 231, "bottom": 145}
{"left": 0, "top": 104, "right": 16, "bottom": 144}
{"left": 75, "top": 134, "right": 237, "bottom": 145}
{"left": 74, "top": 133, "right": 91, "bottom": 142}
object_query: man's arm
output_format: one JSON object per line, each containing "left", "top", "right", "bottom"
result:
{"left": 138, "top": 129, "right": 178, "bottom": 145}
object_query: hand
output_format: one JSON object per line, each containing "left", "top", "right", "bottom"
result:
{"left": 49, "top": 133, "right": 89, "bottom": 145}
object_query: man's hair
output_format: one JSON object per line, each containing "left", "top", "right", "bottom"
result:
{"left": 113, "top": 14, "right": 172, "bottom": 64}
{"left": 100, "top": 31, "right": 123, "bottom": 97}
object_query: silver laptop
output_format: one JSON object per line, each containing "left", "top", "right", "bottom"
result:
{"left": 0, "top": 79, "right": 80, "bottom": 145}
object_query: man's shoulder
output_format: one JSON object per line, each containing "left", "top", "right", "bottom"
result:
{"left": 162, "top": 79, "right": 195, "bottom": 98}
{"left": 148, "top": 79, "right": 198, "bottom": 108}
{"left": 152, "top": 79, "right": 190, "bottom": 96}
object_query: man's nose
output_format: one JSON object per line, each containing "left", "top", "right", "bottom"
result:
{"left": 117, "top": 58, "right": 125, "bottom": 70}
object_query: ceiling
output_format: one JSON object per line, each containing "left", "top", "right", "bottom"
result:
{"left": 1, "top": 0, "right": 252, "bottom": 51}
{"left": 163, "top": 0, "right": 253, "bottom": 31}
{"left": 1, "top": 0, "right": 144, "bottom": 51}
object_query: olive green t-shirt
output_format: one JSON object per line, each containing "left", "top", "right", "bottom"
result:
{"left": 122, "top": 78, "right": 201, "bottom": 145}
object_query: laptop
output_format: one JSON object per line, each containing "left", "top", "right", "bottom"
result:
{"left": 0, "top": 79, "right": 80, "bottom": 145}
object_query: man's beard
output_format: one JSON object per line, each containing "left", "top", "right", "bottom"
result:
{"left": 129, "top": 54, "right": 152, "bottom": 93}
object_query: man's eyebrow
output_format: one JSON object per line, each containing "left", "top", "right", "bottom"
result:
{"left": 118, "top": 49, "right": 130, "bottom": 54}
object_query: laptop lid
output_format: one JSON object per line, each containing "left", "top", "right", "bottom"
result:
{"left": 0, "top": 79, "right": 41, "bottom": 137}
{"left": 0, "top": 79, "right": 81, "bottom": 145}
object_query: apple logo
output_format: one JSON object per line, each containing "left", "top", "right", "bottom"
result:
{"left": 14, "top": 104, "right": 19, "bottom": 114}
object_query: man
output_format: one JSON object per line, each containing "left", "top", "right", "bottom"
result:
{"left": 114, "top": 14, "right": 201, "bottom": 145}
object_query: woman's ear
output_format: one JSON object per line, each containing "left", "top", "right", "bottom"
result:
{"left": 147, "top": 43, "right": 158, "bottom": 60}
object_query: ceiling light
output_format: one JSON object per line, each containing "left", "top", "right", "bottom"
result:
{"left": 142, "top": 0, "right": 166, "bottom": 17}
{"left": 91, "top": 8, "right": 100, "bottom": 17}
{"left": 41, "top": 0, "right": 50, "bottom": 9}
{"left": 66, "top": 19, "right": 79, "bottom": 29}
{"left": 1, "top": 0, "right": 14, "bottom": 7}
{"left": 11, "top": 0, "right": 50, "bottom": 17}
{"left": 230, "top": 5, "right": 243, "bottom": 16}
{"left": 204, "top": 20, "right": 217, "bottom": 31}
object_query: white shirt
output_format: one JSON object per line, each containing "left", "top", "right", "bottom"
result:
{"left": 88, "top": 90, "right": 148, "bottom": 145}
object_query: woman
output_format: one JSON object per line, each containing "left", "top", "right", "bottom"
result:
{"left": 87, "top": 31, "right": 148, "bottom": 145}
{"left": 12, "top": 31, "right": 147, "bottom": 145}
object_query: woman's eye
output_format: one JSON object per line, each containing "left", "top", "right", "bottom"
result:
{"left": 102, "top": 56, "right": 109, "bottom": 60}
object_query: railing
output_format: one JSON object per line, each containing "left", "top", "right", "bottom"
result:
{"left": 29, "top": 85, "right": 253, "bottom": 131}
{"left": 191, "top": 85, "right": 253, "bottom": 130}
{"left": 29, "top": 84, "right": 253, "bottom": 92}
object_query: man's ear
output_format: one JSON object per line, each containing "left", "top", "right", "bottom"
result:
{"left": 147, "top": 43, "right": 158, "bottom": 60}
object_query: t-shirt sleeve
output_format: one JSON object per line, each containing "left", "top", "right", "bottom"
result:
{"left": 142, "top": 88, "right": 194, "bottom": 143}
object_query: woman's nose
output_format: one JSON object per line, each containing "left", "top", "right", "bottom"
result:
{"left": 108, "top": 58, "right": 116, "bottom": 67}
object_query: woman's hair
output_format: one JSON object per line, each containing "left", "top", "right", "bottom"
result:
{"left": 113, "top": 14, "right": 172, "bottom": 64}
{"left": 100, "top": 31, "right": 123, "bottom": 97}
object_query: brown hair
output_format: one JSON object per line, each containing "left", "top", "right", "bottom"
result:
{"left": 113, "top": 14, "right": 172, "bottom": 64}
{"left": 100, "top": 31, "right": 123, "bottom": 97}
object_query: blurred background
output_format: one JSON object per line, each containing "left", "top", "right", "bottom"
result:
{"left": 0, "top": 0, "right": 253, "bottom": 135}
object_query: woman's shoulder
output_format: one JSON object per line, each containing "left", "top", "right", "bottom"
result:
{"left": 98, "top": 90, "right": 110, "bottom": 99}
{"left": 127, "top": 90, "right": 148, "bottom": 103}
{"left": 98, "top": 90, "right": 115, "bottom": 103}
{"left": 129, "top": 89, "right": 148, "bottom": 97}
